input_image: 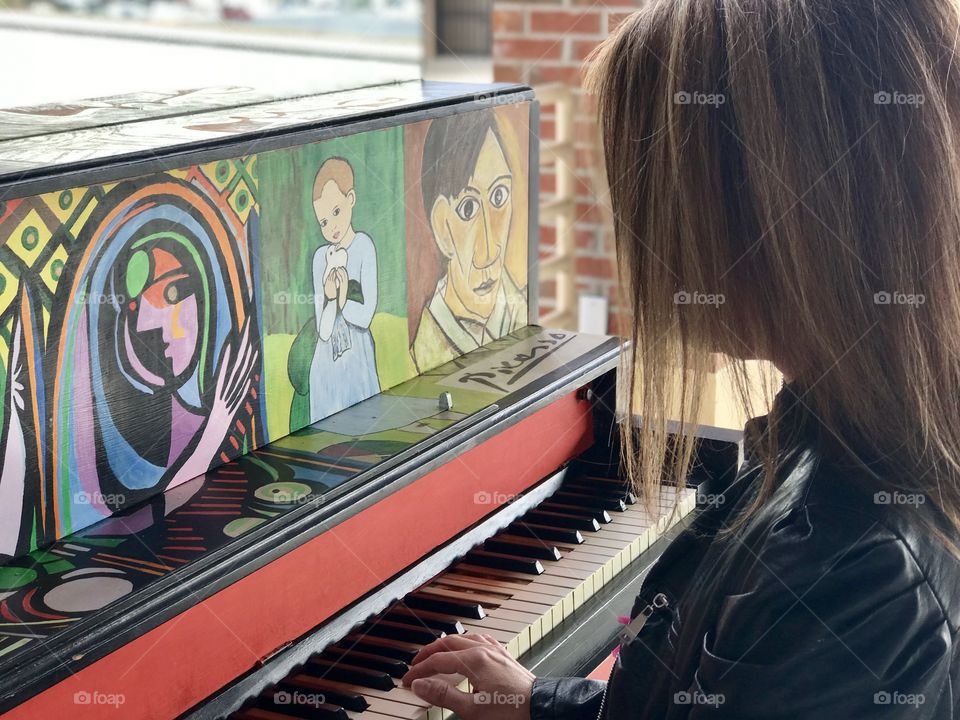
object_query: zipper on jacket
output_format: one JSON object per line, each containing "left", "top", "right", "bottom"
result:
{"left": 595, "top": 592, "right": 671, "bottom": 720}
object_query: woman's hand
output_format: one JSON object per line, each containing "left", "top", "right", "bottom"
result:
{"left": 170, "top": 319, "right": 258, "bottom": 487}
{"left": 402, "top": 634, "right": 534, "bottom": 720}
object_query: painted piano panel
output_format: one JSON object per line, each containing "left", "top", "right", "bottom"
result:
{"left": 0, "top": 86, "right": 532, "bottom": 556}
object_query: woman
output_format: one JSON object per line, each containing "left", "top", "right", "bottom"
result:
{"left": 51, "top": 177, "right": 259, "bottom": 538}
{"left": 402, "top": 0, "right": 960, "bottom": 717}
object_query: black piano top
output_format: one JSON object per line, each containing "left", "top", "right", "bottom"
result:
{"left": 0, "top": 327, "right": 618, "bottom": 709}
{"left": 0, "top": 80, "right": 530, "bottom": 192}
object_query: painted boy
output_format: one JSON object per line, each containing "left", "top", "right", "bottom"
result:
{"left": 309, "top": 157, "right": 380, "bottom": 420}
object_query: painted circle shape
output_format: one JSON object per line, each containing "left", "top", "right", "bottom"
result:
{"left": 21, "top": 226, "right": 39, "bottom": 250}
{"left": 44, "top": 576, "right": 134, "bottom": 613}
{"left": 254, "top": 481, "right": 312, "bottom": 504}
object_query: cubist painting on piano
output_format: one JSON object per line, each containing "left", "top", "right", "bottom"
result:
{"left": 0, "top": 102, "right": 532, "bottom": 557}
{"left": 406, "top": 105, "right": 530, "bottom": 373}
{"left": 0, "top": 162, "right": 264, "bottom": 556}
{"left": 257, "top": 126, "right": 413, "bottom": 440}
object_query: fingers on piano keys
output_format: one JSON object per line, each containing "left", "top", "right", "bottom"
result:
{"left": 231, "top": 476, "right": 696, "bottom": 720}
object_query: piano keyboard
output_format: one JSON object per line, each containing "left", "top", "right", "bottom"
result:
{"left": 230, "top": 476, "right": 696, "bottom": 720}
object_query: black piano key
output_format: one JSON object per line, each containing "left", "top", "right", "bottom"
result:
{"left": 301, "top": 658, "right": 395, "bottom": 691}
{"left": 561, "top": 478, "right": 637, "bottom": 505}
{"left": 485, "top": 536, "right": 562, "bottom": 561}
{"left": 525, "top": 509, "right": 601, "bottom": 532}
{"left": 253, "top": 690, "right": 349, "bottom": 720}
{"left": 339, "top": 636, "right": 419, "bottom": 663}
{"left": 553, "top": 490, "right": 627, "bottom": 513}
{"left": 362, "top": 619, "right": 444, "bottom": 645}
{"left": 464, "top": 549, "right": 544, "bottom": 575}
{"left": 539, "top": 501, "right": 612, "bottom": 524}
{"left": 236, "top": 706, "right": 309, "bottom": 720}
{"left": 276, "top": 679, "right": 368, "bottom": 713}
{"left": 564, "top": 481, "right": 638, "bottom": 505}
{"left": 507, "top": 522, "right": 584, "bottom": 544}
{"left": 383, "top": 607, "right": 466, "bottom": 635}
{"left": 405, "top": 592, "right": 486, "bottom": 619}
{"left": 321, "top": 645, "right": 410, "bottom": 678}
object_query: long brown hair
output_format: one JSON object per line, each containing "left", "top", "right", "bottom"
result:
{"left": 588, "top": 0, "right": 960, "bottom": 546}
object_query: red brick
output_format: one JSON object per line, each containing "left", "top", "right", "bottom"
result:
{"left": 530, "top": 64, "right": 584, "bottom": 86}
{"left": 492, "top": 8, "right": 524, "bottom": 34}
{"left": 494, "top": 38, "right": 563, "bottom": 60}
{"left": 540, "top": 170, "right": 556, "bottom": 194}
{"left": 576, "top": 254, "right": 615, "bottom": 278}
{"left": 575, "top": 148, "right": 597, "bottom": 170}
{"left": 576, "top": 228, "right": 599, "bottom": 251}
{"left": 538, "top": 118, "right": 556, "bottom": 140}
{"left": 576, "top": 202, "right": 603, "bottom": 225}
{"left": 574, "top": 174, "right": 594, "bottom": 198}
{"left": 540, "top": 225, "right": 557, "bottom": 245}
{"left": 530, "top": 9, "right": 601, "bottom": 35}
{"left": 608, "top": 10, "right": 636, "bottom": 32}
{"left": 572, "top": 39, "right": 603, "bottom": 61}
{"left": 493, "top": 63, "right": 524, "bottom": 83}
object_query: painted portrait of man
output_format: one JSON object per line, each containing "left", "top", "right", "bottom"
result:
{"left": 411, "top": 110, "right": 526, "bottom": 372}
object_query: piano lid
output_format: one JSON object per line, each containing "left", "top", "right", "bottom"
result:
{"left": 0, "top": 80, "right": 529, "bottom": 185}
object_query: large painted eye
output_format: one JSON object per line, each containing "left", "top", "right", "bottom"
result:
{"left": 320, "top": 218, "right": 328, "bottom": 228}
{"left": 490, "top": 183, "right": 510, "bottom": 209}
{"left": 333, "top": 206, "right": 341, "bottom": 217}
{"left": 456, "top": 197, "right": 480, "bottom": 221}
{"left": 164, "top": 283, "right": 180, "bottom": 304}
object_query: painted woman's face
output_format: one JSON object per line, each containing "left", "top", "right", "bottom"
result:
{"left": 433, "top": 129, "right": 513, "bottom": 322}
{"left": 122, "top": 246, "right": 201, "bottom": 385}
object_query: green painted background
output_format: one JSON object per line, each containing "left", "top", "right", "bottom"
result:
{"left": 257, "top": 126, "right": 414, "bottom": 441}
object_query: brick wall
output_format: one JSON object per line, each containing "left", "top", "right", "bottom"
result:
{"left": 493, "top": 0, "right": 641, "bottom": 335}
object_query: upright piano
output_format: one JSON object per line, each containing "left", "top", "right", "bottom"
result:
{"left": 0, "top": 81, "right": 738, "bottom": 719}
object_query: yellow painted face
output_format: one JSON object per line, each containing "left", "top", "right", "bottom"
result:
{"left": 313, "top": 180, "right": 356, "bottom": 245}
{"left": 432, "top": 129, "right": 513, "bottom": 322}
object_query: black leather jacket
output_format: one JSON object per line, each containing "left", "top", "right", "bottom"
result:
{"left": 532, "top": 397, "right": 960, "bottom": 719}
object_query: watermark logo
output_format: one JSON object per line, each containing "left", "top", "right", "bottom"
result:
{"left": 476, "top": 91, "right": 527, "bottom": 108}
{"left": 873, "top": 290, "right": 925, "bottom": 307}
{"left": 79, "top": 291, "right": 125, "bottom": 306}
{"left": 874, "top": 490, "right": 925, "bottom": 507}
{"left": 474, "top": 690, "right": 527, "bottom": 707}
{"left": 874, "top": 691, "right": 925, "bottom": 707}
{"left": 74, "top": 490, "right": 125, "bottom": 506}
{"left": 274, "top": 690, "right": 326, "bottom": 708}
{"left": 674, "top": 91, "right": 726, "bottom": 107}
{"left": 273, "top": 291, "right": 319, "bottom": 306}
{"left": 874, "top": 91, "right": 925, "bottom": 107}
{"left": 674, "top": 290, "right": 725, "bottom": 307}
{"left": 696, "top": 490, "right": 726, "bottom": 508}
{"left": 473, "top": 491, "right": 518, "bottom": 506}
{"left": 673, "top": 690, "right": 725, "bottom": 708}
{"left": 73, "top": 690, "right": 126, "bottom": 708}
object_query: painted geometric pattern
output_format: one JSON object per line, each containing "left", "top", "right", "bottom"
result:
{"left": 0, "top": 157, "right": 261, "bottom": 555}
